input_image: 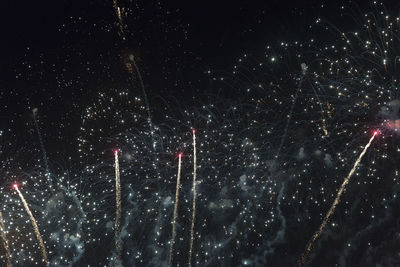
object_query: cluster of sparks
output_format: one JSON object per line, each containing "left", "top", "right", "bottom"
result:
{"left": 2, "top": 1, "right": 400, "bottom": 266}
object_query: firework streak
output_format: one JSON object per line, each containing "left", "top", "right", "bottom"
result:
{"left": 298, "top": 132, "right": 377, "bottom": 266}
{"left": 114, "top": 151, "right": 122, "bottom": 265}
{"left": 169, "top": 153, "right": 182, "bottom": 266}
{"left": 33, "top": 109, "right": 52, "bottom": 189}
{"left": 188, "top": 130, "right": 197, "bottom": 267}
{"left": 130, "top": 57, "right": 157, "bottom": 153}
{"left": 0, "top": 211, "right": 11, "bottom": 267}
{"left": 112, "top": 0, "right": 125, "bottom": 39}
{"left": 14, "top": 185, "right": 49, "bottom": 267}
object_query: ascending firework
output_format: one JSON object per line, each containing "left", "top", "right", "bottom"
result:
{"left": 0, "top": 211, "right": 11, "bottom": 267}
{"left": 129, "top": 55, "right": 157, "bottom": 153}
{"left": 114, "top": 150, "right": 122, "bottom": 266}
{"left": 169, "top": 152, "right": 182, "bottom": 266}
{"left": 298, "top": 131, "right": 378, "bottom": 266}
{"left": 14, "top": 184, "right": 49, "bottom": 267}
{"left": 188, "top": 129, "right": 197, "bottom": 267}
{"left": 32, "top": 108, "right": 52, "bottom": 190}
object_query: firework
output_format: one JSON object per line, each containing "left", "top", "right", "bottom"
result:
{"left": 14, "top": 184, "right": 49, "bottom": 267}
{"left": 188, "top": 129, "right": 197, "bottom": 267}
{"left": 298, "top": 131, "right": 378, "bottom": 266}
{"left": 114, "top": 150, "right": 122, "bottom": 266}
{"left": 112, "top": 0, "right": 125, "bottom": 39}
{"left": 169, "top": 152, "right": 182, "bottom": 266}
{"left": 4, "top": 1, "right": 400, "bottom": 266}
{"left": 32, "top": 108, "right": 52, "bottom": 190}
{"left": 129, "top": 56, "right": 157, "bottom": 153}
{"left": 0, "top": 211, "right": 11, "bottom": 267}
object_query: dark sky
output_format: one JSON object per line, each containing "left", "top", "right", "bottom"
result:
{"left": 0, "top": 0, "right": 327, "bottom": 157}
{"left": 1, "top": 0, "right": 396, "bottom": 161}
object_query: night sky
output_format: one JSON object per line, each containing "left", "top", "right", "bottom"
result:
{"left": 2, "top": 0, "right": 400, "bottom": 266}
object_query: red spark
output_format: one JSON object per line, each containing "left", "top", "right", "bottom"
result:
{"left": 12, "top": 184, "right": 18, "bottom": 190}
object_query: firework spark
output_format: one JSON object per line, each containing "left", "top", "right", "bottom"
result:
{"left": 188, "top": 129, "right": 197, "bottom": 267}
{"left": 169, "top": 152, "right": 182, "bottom": 266}
{"left": 129, "top": 56, "right": 157, "bottom": 153}
{"left": 298, "top": 131, "right": 378, "bottom": 266}
{"left": 112, "top": 0, "right": 125, "bottom": 39}
{"left": 14, "top": 184, "right": 49, "bottom": 267}
{"left": 114, "top": 150, "right": 122, "bottom": 266}
{"left": 32, "top": 108, "right": 52, "bottom": 190}
{"left": 0, "top": 211, "right": 11, "bottom": 267}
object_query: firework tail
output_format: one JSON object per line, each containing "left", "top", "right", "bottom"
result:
{"left": 14, "top": 185, "right": 49, "bottom": 267}
{"left": 129, "top": 57, "right": 157, "bottom": 153}
{"left": 111, "top": 0, "right": 155, "bottom": 152}
{"left": 274, "top": 76, "right": 305, "bottom": 162}
{"left": 112, "top": 0, "right": 125, "bottom": 39}
{"left": 188, "top": 130, "right": 197, "bottom": 267}
{"left": 0, "top": 212, "right": 11, "bottom": 267}
{"left": 114, "top": 151, "right": 122, "bottom": 266}
{"left": 32, "top": 109, "right": 53, "bottom": 190}
{"left": 298, "top": 132, "right": 377, "bottom": 266}
{"left": 111, "top": 0, "right": 155, "bottom": 151}
{"left": 169, "top": 153, "right": 182, "bottom": 266}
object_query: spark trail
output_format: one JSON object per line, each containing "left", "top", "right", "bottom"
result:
{"left": 130, "top": 56, "right": 157, "bottom": 153}
{"left": 298, "top": 131, "right": 377, "bottom": 266}
{"left": 114, "top": 150, "right": 122, "bottom": 266}
{"left": 14, "top": 184, "right": 49, "bottom": 267}
{"left": 112, "top": 0, "right": 125, "bottom": 39}
{"left": 0, "top": 211, "right": 11, "bottom": 267}
{"left": 169, "top": 153, "right": 182, "bottom": 266}
{"left": 274, "top": 64, "right": 307, "bottom": 162}
{"left": 188, "top": 130, "right": 197, "bottom": 267}
{"left": 110, "top": 0, "right": 156, "bottom": 153}
{"left": 32, "top": 109, "right": 52, "bottom": 189}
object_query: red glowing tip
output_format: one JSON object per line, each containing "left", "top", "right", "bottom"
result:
{"left": 178, "top": 153, "right": 182, "bottom": 158}
{"left": 114, "top": 150, "right": 119, "bottom": 155}
{"left": 13, "top": 184, "right": 18, "bottom": 190}
{"left": 192, "top": 129, "right": 196, "bottom": 134}
{"left": 373, "top": 130, "right": 380, "bottom": 136}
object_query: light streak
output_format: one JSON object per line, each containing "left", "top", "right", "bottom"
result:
{"left": 112, "top": 0, "right": 125, "bottom": 39}
{"left": 114, "top": 150, "right": 122, "bottom": 266}
{"left": 32, "top": 108, "right": 53, "bottom": 190}
{"left": 14, "top": 184, "right": 49, "bottom": 267}
{"left": 169, "top": 153, "right": 182, "bottom": 266}
{"left": 188, "top": 129, "right": 197, "bottom": 267}
{"left": 298, "top": 131, "right": 377, "bottom": 266}
{"left": 0, "top": 211, "right": 11, "bottom": 267}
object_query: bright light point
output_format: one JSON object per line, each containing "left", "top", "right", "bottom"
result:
{"left": 373, "top": 130, "right": 380, "bottom": 136}
{"left": 192, "top": 129, "right": 196, "bottom": 134}
{"left": 13, "top": 184, "right": 18, "bottom": 190}
{"left": 114, "top": 150, "right": 119, "bottom": 155}
{"left": 178, "top": 153, "right": 182, "bottom": 158}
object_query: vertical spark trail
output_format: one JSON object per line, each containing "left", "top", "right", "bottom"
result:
{"left": 111, "top": 0, "right": 156, "bottom": 151}
{"left": 298, "top": 132, "right": 377, "bottom": 266}
{"left": 112, "top": 0, "right": 125, "bottom": 39}
{"left": 32, "top": 109, "right": 52, "bottom": 189}
{"left": 114, "top": 151, "right": 122, "bottom": 266}
{"left": 14, "top": 185, "right": 49, "bottom": 267}
{"left": 188, "top": 130, "right": 197, "bottom": 267}
{"left": 169, "top": 153, "right": 182, "bottom": 266}
{"left": 110, "top": 0, "right": 155, "bottom": 152}
{"left": 0, "top": 212, "right": 11, "bottom": 267}
{"left": 130, "top": 56, "right": 157, "bottom": 153}
{"left": 274, "top": 70, "right": 305, "bottom": 162}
